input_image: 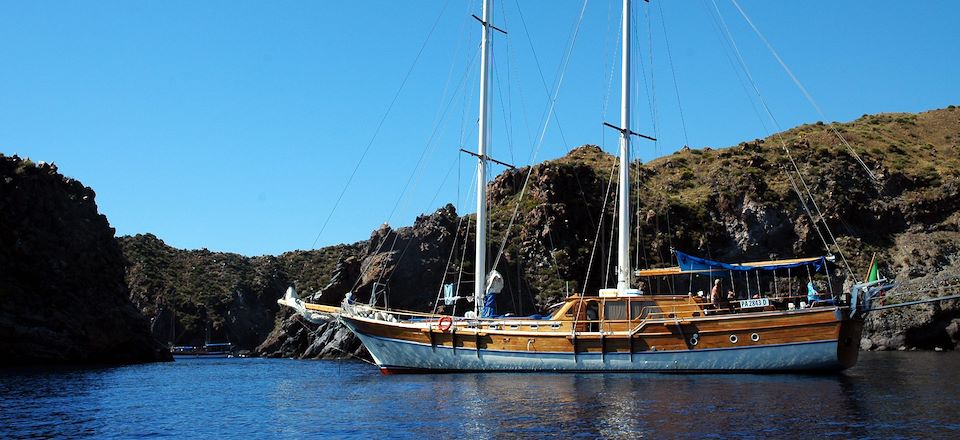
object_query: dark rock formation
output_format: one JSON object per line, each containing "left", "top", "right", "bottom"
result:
{"left": 0, "top": 155, "right": 170, "bottom": 365}
{"left": 253, "top": 205, "right": 460, "bottom": 359}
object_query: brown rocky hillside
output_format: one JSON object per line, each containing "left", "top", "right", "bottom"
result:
{"left": 121, "top": 106, "right": 960, "bottom": 356}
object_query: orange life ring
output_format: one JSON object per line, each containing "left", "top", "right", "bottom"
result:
{"left": 438, "top": 316, "right": 453, "bottom": 332}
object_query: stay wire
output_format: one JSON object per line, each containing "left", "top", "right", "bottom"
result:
{"left": 583, "top": 158, "right": 619, "bottom": 295}
{"left": 490, "top": 0, "right": 590, "bottom": 272}
{"left": 357, "top": 44, "right": 481, "bottom": 287}
{"left": 708, "top": 0, "right": 853, "bottom": 276}
{"left": 309, "top": 2, "right": 451, "bottom": 250}
{"left": 729, "top": 0, "right": 877, "bottom": 182}
{"left": 656, "top": 1, "right": 690, "bottom": 148}
{"left": 385, "top": 156, "right": 463, "bottom": 286}
{"left": 513, "top": 0, "right": 572, "bottom": 150}
{"left": 605, "top": 178, "right": 620, "bottom": 288}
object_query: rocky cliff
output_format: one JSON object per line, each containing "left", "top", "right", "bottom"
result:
{"left": 124, "top": 106, "right": 960, "bottom": 356}
{"left": 119, "top": 233, "right": 360, "bottom": 355}
{"left": 0, "top": 155, "right": 170, "bottom": 365}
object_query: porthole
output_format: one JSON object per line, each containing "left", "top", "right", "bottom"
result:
{"left": 729, "top": 335, "right": 738, "bottom": 344}
{"left": 751, "top": 333, "right": 760, "bottom": 342}
{"left": 690, "top": 337, "right": 699, "bottom": 346}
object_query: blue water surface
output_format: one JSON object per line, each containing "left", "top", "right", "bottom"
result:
{"left": 2, "top": 352, "right": 959, "bottom": 438}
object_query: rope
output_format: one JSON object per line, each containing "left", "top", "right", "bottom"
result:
{"left": 699, "top": 0, "right": 771, "bottom": 135}
{"left": 707, "top": 0, "right": 854, "bottom": 277}
{"left": 543, "top": 232, "right": 564, "bottom": 282}
{"left": 490, "top": 0, "right": 590, "bottom": 272}
{"left": 309, "top": 3, "right": 451, "bottom": 250}
{"left": 512, "top": 0, "right": 573, "bottom": 150}
{"left": 496, "top": 3, "right": 516, "bottom": 165}
{"left": 454, "top": 217, "right": 472, "bottom": 302}
{"left": 644, "top": 3, "right": 661, "bottom": 155}
{"left": 605, "top": 179, "right": 619, "bottom": 288}
{"left": 385, "top": 157, "right": 462, "bottom": 285}
{"left": 655, "top": 1, "right": 690, "bottom": 148}
{"left": 350, "top": 45, "right": 481, "bottom": 292}
{"left": 729, "top": 0, "right": 877, "bottom": 182}
{"left": 433, "top": 215, "right": 467, "bottom": 315}
{"left": 354, "top": 47, "right": 482, "bottom": 292}
{"left": 583, "top": 158, "right": 619, "bottom": 295}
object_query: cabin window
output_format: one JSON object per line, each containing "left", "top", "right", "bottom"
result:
{"left": 603, "top": 301, "right": 627, "bottom": 321}
{"left": 630, "top": 301, "right": 661, "bottom": 320}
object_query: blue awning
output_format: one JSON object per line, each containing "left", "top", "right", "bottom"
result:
{"left": 674, "top": 250, "right": 826, "bottom": 273}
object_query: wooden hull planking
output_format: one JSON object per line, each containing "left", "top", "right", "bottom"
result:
{"left": 340, "top": 307, "right": 862, "bottom": 373}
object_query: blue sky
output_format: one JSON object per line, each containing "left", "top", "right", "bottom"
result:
{"left": 2, "top": 1, "right": 957, "bottom": 256}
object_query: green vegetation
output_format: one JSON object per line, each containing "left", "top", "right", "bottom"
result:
{"left": 120, "top": 233, "right": 361, "bottom": 347}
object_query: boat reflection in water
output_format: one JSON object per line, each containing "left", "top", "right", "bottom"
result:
{"left": 432, "top": 369, "right": 872, "bottom": 438}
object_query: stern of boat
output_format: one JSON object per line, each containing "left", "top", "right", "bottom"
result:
{"left": 837, "top": 314, "right": 864, "bottom": 370}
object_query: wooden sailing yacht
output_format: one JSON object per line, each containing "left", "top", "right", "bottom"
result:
{"left": 280, "top": 0, "right": 867, "bottom": 373}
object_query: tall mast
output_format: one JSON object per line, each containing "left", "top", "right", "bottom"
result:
{"left": 617, "top": 0, "right": 632, "bottom": 292}
{"left": 475, "top": 0, "right": 492, "bottom": 313}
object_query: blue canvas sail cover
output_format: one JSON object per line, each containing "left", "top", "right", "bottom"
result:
{"left": 674, "top": 250, "right": 826, "bottom": 273}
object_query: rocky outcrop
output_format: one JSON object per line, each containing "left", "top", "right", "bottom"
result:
{"left": 0, "top": 155, "right": 170, "bottom": 365}
{"left": 255, "top": 312, "right": 367, "bottom": 360}
{"left": 253, "top": 205, "right": 460, "bottom": 358}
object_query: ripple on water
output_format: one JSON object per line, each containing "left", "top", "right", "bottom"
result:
{"left": 2, "top": 352, "right": 960, "bottom": 438}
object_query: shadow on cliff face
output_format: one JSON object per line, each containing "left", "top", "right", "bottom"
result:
{"left": 0, "top": 155, "right": 170, "bottom": 365}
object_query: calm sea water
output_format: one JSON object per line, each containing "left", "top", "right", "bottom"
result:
{"left": 2, "top": 352, "right": 959, "bottom": 439}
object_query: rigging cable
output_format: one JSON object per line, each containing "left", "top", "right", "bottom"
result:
{"left": 605, "top": 177, "right": 621, "bottom": 288}
{"left": 707, "top": 0, "right": 854, "bottom": 276}
{"left": 655, "top": 1, "right": 691, "bottom": 149}
{"left": 385, "top": 156, "right": 466, "bottom": 287}
{"left": 512, "top": 0, "right": 574, "bottom": 151}
{"left": 729, "top": 0, "right": 877, "bottom": 182}
{"left": 583, "top": 158, "right": 619, "bottom": 295}
{"left": 454, "top": 216, "right": 473, "bottom": 307}
{"left": 699, "top": 0, "right": 772, "bottom": 135}
{"left": 357, "top": 42, "right": 482, "bottom": 288}
{"left": 490, "top": 0, "right": 591, "bottom": 272}
{"left": 309, "top": 2, "right": 451, "bottom": 250}
{"left": 433, "top": 214, "right": 467, "bottom": 315}
{"left": 497, "top": 2, "right": 517, "bottom": 165}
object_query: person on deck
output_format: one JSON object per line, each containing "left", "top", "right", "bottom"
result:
{"left": 711, "top": 279, "right": 722, "bottom": 306}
